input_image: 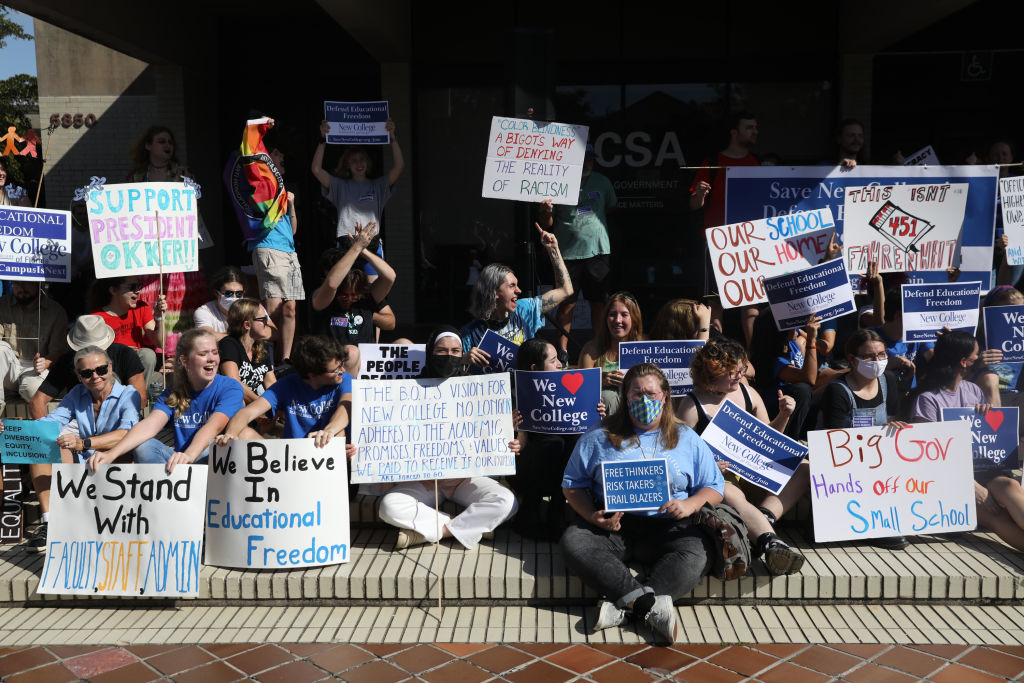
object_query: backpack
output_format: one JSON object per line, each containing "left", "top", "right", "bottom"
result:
{"left": 691, "top": 502, "right": 751, "bottom": 581}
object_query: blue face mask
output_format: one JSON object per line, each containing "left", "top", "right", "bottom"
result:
{"left": 628, "top": 395, "right": 663, "bottom": 425}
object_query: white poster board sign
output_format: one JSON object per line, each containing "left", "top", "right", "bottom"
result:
{"left": 903, "top": 145, "right": 939, "bottom": 166}
{"left": 481, "top": 116, "right": 589, "bottom": 205}
{"left": 1000, "top": 176, "right": 1024, "bottom": 266}
{"left": 358, "top": 343, "right": 426, "bottom": 379}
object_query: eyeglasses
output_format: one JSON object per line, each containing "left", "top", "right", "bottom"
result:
{"left": 727, "top": 365, "right": 749, "bottom": 378}
{"left": 220, "top": 290, "right": 244, "bottom": 298}
{"left": 322, "top": 365, "right": 345, "bottom": 376}
{"left": 856, "top": 353, "right": 889, "bottom": 361}
{"left": 252, "top": 316, "right": 270, "bottom": 325}
{"left": 78, "top": 364, "right": 110, "bottom": 379}
{"left": 121, "top": 282, "right": 143, "bottom": 293}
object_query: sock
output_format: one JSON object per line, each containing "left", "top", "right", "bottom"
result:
{"left": 755, "top": 532, "right": 775, "bottom": 557}
{"left": 633, "top": 592, "right": 656, "bottom": 620}
{"left": 757, "top": 506, "right": 777, "bottom": 525}
{"left": 41, "top": 512, "right": 49, "bottom": 523}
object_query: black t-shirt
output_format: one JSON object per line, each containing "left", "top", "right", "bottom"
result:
{"left": 821, "top": 371, "right": 901, "bottom": 429}
{"left": 218, "top": 336, "right": 275, "bottom": 395}
{"left": 314, "top": 297, "right": 387, "bottom": 345}
{"left": 37, "top": 342, "right": 145, "bottom": 399}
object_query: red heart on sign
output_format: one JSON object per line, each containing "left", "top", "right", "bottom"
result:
{"left": 561, "top": 372, "right": 584, "bottom": 395}
{"left": 985, "top": 410, "right": 1004, "bottom": 432}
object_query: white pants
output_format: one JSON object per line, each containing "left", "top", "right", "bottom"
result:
{"left": 0, "top": 343, "right": 47, "bottom": 408}
{"left": 379, "top": 477, "right": 518, "bottom": 549}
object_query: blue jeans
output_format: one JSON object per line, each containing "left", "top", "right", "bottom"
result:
{"left": 134, "top": 438, "right": 209, "bottom": 465}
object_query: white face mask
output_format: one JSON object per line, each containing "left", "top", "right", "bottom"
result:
{"left": 219, "top": 295, "right": 238, "bottom": 312}
{"left": 855, "top": 359, "right": 887, "bottom": 380}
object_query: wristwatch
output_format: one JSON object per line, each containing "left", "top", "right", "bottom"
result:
{"left": 83, "top": 437, "right": 92, "bottom": 450}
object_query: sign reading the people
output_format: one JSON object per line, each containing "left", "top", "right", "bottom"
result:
{"left": 1, "top": 420, "right": 61, "bottom": 464}
{"left": 0, "top": 206, "right": 72, "bottom": 282}
{"left": 205, "top": 439, "right": 349, "bottom": 569}
{"left": 763, "top": 259, "right": 857, "bottom": 331}
{"left": 901, "top": 281, "right": 982, "bottom": 342}
{"left": 358, "top": 343, "right": 426, "bottom": 380}
{"left": 482, "top": 116, "right": 589, "bottom": 205}
{"left": 514, "top": 368, "right": 601, "bottom": 434}
{"left": 38, "top": 465, "right": 207, "bottom": 597}
{"left": 323, "top": 100, "right": 390, "bottom": 145}
{"left": 350, "top": 374, "right": 516, "bottom": 483}
{"left": 87, "top": 182, "right": 199, "bottom": 278}
{"left": 807, "top": 422, "right": 975, "bottom": 543}
{"left": 1001, "top": 176, "right": 1024, "bottom": 266}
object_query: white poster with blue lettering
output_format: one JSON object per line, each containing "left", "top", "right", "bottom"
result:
{"left": 808, "top": 422, "right": 975, "bottom": 543}
{"left": 699, "top": 399, "right": 807, "bottom": 495}
{"left": 602, "top": 459, "right": 670, "bottom": 512}
{"left": 482, "top": 116, "right": 589, "bottom": 205}
{"left": 618, "top": 341, "right": 705, "bottom": 396}
{"left": 941, "top": 407, "right": 1019, "bottom": 472}
{"left": 324, "top": 101, "right": 389, "bottom": 144}
{"left": 514, "top": 368, "right": 601, "bottom": 434}
{"left": 474, "top": 329, "right": 519, "bottom": 374}
{"left": 901, "top": 281, "right": 982, "bottom": 343}
{"left": 1001, "top": 176, "right": 1024, "bottom": 266}
{"left": 763, "top": 259, "right": 857, "bottom": 331}
{"left": 0, "top": 206, "right": 72, "bottom": 282}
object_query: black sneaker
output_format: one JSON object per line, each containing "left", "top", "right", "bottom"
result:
{"left": 26, "top": 522, "right": 47, "bottom": 553}
{"left": 869, "top": 535, "right": 910, "bottom": 550}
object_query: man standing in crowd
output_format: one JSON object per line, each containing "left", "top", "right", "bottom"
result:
{"left": 835, "top": 118, "right": 865, "bottom": 167}
{"left": 0, "top": 281, "right": 68, "bottom": 415}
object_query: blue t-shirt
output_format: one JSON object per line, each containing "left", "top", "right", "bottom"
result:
{"left": 154, "top": 374, "right": 243, "bottom": 451}
{"left": 261, "top": 372, "right": 353, "bottom": 438}
{"left": 562, "top": 424, "right": 724, "bottom": 518}
{"left": 460, "top": 295, "right": 544, "bottom": 353}
{"left": 248, "top": 213, "right": 295, "bottom": 253}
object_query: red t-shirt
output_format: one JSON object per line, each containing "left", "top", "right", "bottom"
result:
{"left": 94, "top": 305, "right": 154, "bottom": 349}
{"left": 690, "top": 152, "right": 759, "bottom": 231}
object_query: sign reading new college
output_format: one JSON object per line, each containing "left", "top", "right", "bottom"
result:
{"left": 763, "top": 259, "right": 857, "bottom": 331}
{"left": 618, "top": 340, "right": 706, "bottom": 395}
{"left": 0, "top": 206, "right": 72, "bottom": 282}
{"left": 323, "top": 100, "right": 390, "bottom": 145}
{"left": 482, "top": 116, "right": 589, "bottom": 205}
{"left": 901, "top": 281, "right": 982, "bottom": 342}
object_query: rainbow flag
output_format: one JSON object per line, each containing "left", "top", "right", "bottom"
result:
{"left": 239, "top": 117, "right": 288, "bottom": 232}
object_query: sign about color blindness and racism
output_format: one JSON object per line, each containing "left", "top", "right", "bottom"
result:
{"left": 205, "top": 439, "right": 349, "bottom": 569}
{"left": 1001, "top": 176, "right": 1024, "bottom": 266}
{"left": 941, "top": 407, "right": 1020, "bottom": 472}
{"left": 700, "top": 399, "right": 807, "bottom": 495}
{"left": 705, "top": 208, "right": 835, "bottom": 308}
{"left": 358, "top": 343, "right": 426, "bottom": 380}
{"left": 807, "top": 422, "right": 975, "bottom": 543}
{"left": 514, "top": 368, "right": 601, "bottom": 434}
{"left": 482, "top": 116, "right": 589, "bottom": 205}
{"left": 618, "top": 340, "right": 706, "bottom": 396}
{"left": 0, "top": 206, "right": 72, "bottom": 282}
{"left": 1, "top": 420, "right": 60, "bottom": 464}
{"left": 901, "top": 281, "right": 982, "bottom": 342}
{"left": 763, "top": 259, "right": 857, "bottom": 331}
{"left": 984, "top": 305, "right": 1024, "bottom": 363}
{"left": 87, "top": 182, "right": 199, "bottom": 278}
{"left": 602, "top": 459, "right": 670, "bottom": 512}
{"left": 350, "top": 374, "right": 516, "bottom": 483}
{"left": 38, "top": 465, "right": 207, "bottom": 597}
{"left": 324, "top": 100, "right": 390, "bottom": 145}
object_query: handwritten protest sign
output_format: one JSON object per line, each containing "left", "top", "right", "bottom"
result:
{"left": 514, "top": 368, "right": 600, "bottom": 434}
{"left": 700, "top": 399, "right": 806, "bottom": 495}
{"left": 941, "top": 407, "right": 1019, "bottom": 471}
{"left": 763, "top": 259, "right": 856, "bottom": 331}
{"left": 983, "top": 305, "right": 1024, "bottom": 363}
{"left": 1, "top": 463, "right": 22, "bottom": 543}
{"left": 87, "top": 182, "right": 199, "bottom": 278}
{"left": 602, "top": 459, "right": 669, "bottom": 512}
{"left": 1, "top": 420, "right": 60, "bottom": 464}
{"left": 38, "top": 465, "right": 207, "bottom": 596}
{"left": 618, "top": 340, "right": 706, "bottom": 396}
{"left": 473, "top": 329, "right": 519, "bottom": 374}
{"left": 482, "top": 116, "right": 589, "bottom": 205}
{"left": 324, "top": 101, "right": 390, "bottom": 145}
{"left": 808, "top": 422, "right": 975, "bottom": 543}
{"left": 705, "top": 208, "right": 835, "bottom": 307}
{"left": 358, "top": 343, "right": 426, "bottom": 379}
{"left": 0, "top": 206, "right": 71, "bottom": 282}
{"left": 901, "top": 281, "right": 982, "bottom": 342}
{"left": 1001, "top": 176, "right": 1024, "bottom": 266}
{"left": 903, "top": 145, "right": 939, "bottom": 166}
{"left": 351, "top": 374, "right": 515, "bottom": 483}
{"left": 205, "top": 439, "right": 349, "bottom": 569}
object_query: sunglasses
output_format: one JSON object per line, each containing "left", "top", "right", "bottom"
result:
{"left": 78, "top": 364, "right": 110, "bottom": 379}
{"left": 220, "top": 290, "right": 244, "bottom": 298}
{"left": 252, "top": 316, "right": 270, "bottom": 324}
{"left": 121, "top": 282, "right": 143, "bottom": 293}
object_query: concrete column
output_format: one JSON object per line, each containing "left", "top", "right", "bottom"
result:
{"left": 380, "top": 61, "right": 415, "bottom": 327}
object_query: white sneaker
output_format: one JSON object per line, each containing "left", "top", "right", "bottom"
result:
{"left": 592, "top": 600, "right": 626, "bottom": 632}
{"left": 644, "top": 595, "right": 678, "bottom": 643}
{"left": 394, "top": 529, "right": 428, "bottom": 550}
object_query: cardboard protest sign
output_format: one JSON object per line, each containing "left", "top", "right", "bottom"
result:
{"left": 38, "top": 465, "right": 207, "bottom": 596}
{"left": 1001, "top": 176, "right": 1024, "bottom": 266}
{"left": 87, "top": 182, "right": 199, "bottom": 278}
{"left": 700, "top": 399, "right": 806, "bottom": 495}
{"left": 618, "top": 340, "right": 705, "bottom": 396}
{"left": 903, "top": 145, "right": 939, "bottom": 166}
{"left": 807, "top": 422, "right": 975, "bottom": 543}
{"left": 0, "top": 206, "right": 72, "bottom": 282}
{"left": 324, "top": 101, "right": 390, "bottom": 145}
{"left": 482, "top": 116, "right": 589, "bottom": 205}
{"left": 705, "top": 208, "right": 835, "bottom": 308}
{"left": 350, "top": 374, "right": 516, "bottom": 483}
{"left": 983, "top": 305, "right": 1024, "bottom": 363}
{"left": 473, "top": 329, "right": 519, "bottom": 374}
{"left": 1, "top": 462, "right": 23, "bottom": 543}
{"left": 358, "top": 343, "right": 426, "bottom": 379}
{"left": 1, "top": 420, "right": 60, "bottom": 464}
{"left": 601, "top": 459, "right": 670, "bottom": 512}
{"left": 514, "top": 368, "right": 601, "bottom": 434}
{"left": 941, "top": 407, "right": 1019, "bottom": 472}
{"left": 763, "top": 259, "right": 857, "bottom": 331}
{"left": 205, "top": 439, "right": 349, "bottom": 569}
{"left": 901, "top": 281, "right": 982, "bottom": 342}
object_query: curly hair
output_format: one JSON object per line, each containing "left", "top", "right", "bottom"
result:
{"left": 292, "top": 335, "right": 348, "bottom": 378}
{"left": 226, "top": 298, "right": 268, "bottom": 365}
{"left": 689, "top": 338, "right": 746, "bottom": 392}
{"left": 603, "top": 363, "right": 682, "bottom": 451}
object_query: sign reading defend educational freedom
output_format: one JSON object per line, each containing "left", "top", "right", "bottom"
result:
{"left": 482, "top": 116, "right": 589, "bottom": 205}
{"left": 323, "top": 101, "right": 390, "bottom": 145}
{"left": 1, "top": 420, "right": 60, "bottom": 464}
{"left": 514, "top": 368, "right": 601, "bottom": 434}
{"left": 602, "top": 459, "right": 670, "bottom": 512}
{"left": 807, "top": 422, "right": 975, "bottom": 543}
{"left": 205, "top": 439, "right": 349, "bottom": 569}
{"left": 1001, "top": 176, "right": 1024, "bottom": 266}
{"left": 38, "top": 465, "right": 207, "bottom": 597}
{"left": 901, "top": 281, "right": 982, "bottom": 342}
{"left": 984, "top": 305, "right": 1024, "bottom": 363}
{"left": 700, "top": 399, "right": 807, "bottom": 495}
{"left": 941, "top": 407, "right": 1020, "bottom": 472}
{"left": 88, "top": 182, "right": 199, "bottom": 278}
{"left": 0, "top": 206, "right": 72, "bottom": 282}
{"left": 618, "top": 340, "right": 706, "bottom": 396}
{"left": 358, "top": 343, "right": 426, "bottom": 380}
{"left": 763, "top": 259, "right": 857, "bottom": 331}
{"left": 350, "top": 374, "right": 516, "bottom": 483}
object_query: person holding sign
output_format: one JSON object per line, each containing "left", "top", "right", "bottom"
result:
{"left": 561, "top": 363, "right": 725, "bottom": 642}
{"left": 579, "top": 292, "right": 645, "bottom": 415}
{"left": 218, "top": 298, "right": 276, "bottom": 406}
{"left": 821, "top": 330, "right": 904, "bottom": 429}
{"left": 0, "top": 281, "right": 69, "bottom": 414}
{"left": 89, "top": 276, "right": 167, "bottom": 391}
{"left": 750, "top": 311, "right": 821, "bottom": 439}
{"left": 86, "top": 329, "right": 243, "bottom": 473}
{"left": 0, "top": 157, "right": 29, "bottom": 207}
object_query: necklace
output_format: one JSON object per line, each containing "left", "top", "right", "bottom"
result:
{"left": 635, "top": 430, "right": 660, "bottom": 460}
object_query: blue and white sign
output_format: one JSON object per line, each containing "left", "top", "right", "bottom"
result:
{"left": 0, "top": 206, "right": 72, "bottom": 282}
{"left": 618, "top": 340, "right": 706, "bottom": 396}
{"left": 1, "top": 420, "right": 60, "bottom": 464}
{"left": 941, "top": 407, "right": 1020, "bottom": 471}
{"left": 474, "top": 329, "right": 519, "bottom": 374}
{"left": 601, "top": 458, "right": 670, "bottom": 512}
{"left": 700, "top": 399, "right": 806, "bottom": 494}
{"left": 514, "top": 368, "right": 601, "bottom": 434}
{"left": 983, "top": 305, "right": 1024, "bottom": 363}
{"left": 324, "top": 101, "right": 390, "bottom": 145}
{"left": 763, "top": 259, "right": 857, "bottom": 331}
{"left": 901, "top": 281, "right": 982, "bottom": 343}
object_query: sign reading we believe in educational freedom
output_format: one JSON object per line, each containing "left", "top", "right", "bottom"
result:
{"left": 39, "top": 465, "right": 207, "bottom": 597}
{"left": 602, "top": 460, "right": 670, "bottom": 512}
{"left": 350, "top": 374, "right": 516, "bottom": 483}
{"left": 0, "top": 420, "right": 60, "bottom": 464}
{"left": 0, "top": 206, "right": 72, "bottom": 282}
{"left": 514, "top": 368, "right": 601, "bottom": 434}
{"left": 482, "top": 116, "right": 589, "bottom": 205}
{"left": 1001, "top": 176, "right": 1024, "bottom": 266}
{"left": 88, "top": 182, "right": 199, "bottom": 278}
{"left": 205, "top": 439, "right": 349, "bottom": 569}
{"left": 941, "top": 407, "right": 1020, "bottom": 471}
{"left": 901, "top": 281, "right": 982, "bottom": 342}
{"left": 323, "top": 101, "right": 390, "bottom": 145}
{"left": 763, "top": 259, "right": 857, "bottom": 331}
{"left": 807, "top": 422, "right": 975, "bottom": 543}
{"left": 358, "top": 343, "right": 426, "bottom": 379}
{"left": 618, "top": 341, "right": 705, "bottom": 396}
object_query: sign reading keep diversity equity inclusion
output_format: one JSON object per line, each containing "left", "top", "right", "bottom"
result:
{"left": 0, "top": 206, "right": 72, "bottom": 282}
{"left": 901, "top": 281, "right": 982, "bottom": 342}
{"left": 482, "top": 116, "right": 589, "bottom": 205}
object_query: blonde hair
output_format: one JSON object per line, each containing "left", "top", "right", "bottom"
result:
{"left": 166, "top": 328, "right": 216, "bottom": 419}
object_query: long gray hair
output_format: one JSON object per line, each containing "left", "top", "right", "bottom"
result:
{"left": 469, "top": 263, "right": 513, "bottom": 320}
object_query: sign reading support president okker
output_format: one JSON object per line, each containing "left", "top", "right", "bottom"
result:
{"left": 482, "top": 116, "right": 589, "bottom": 205}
